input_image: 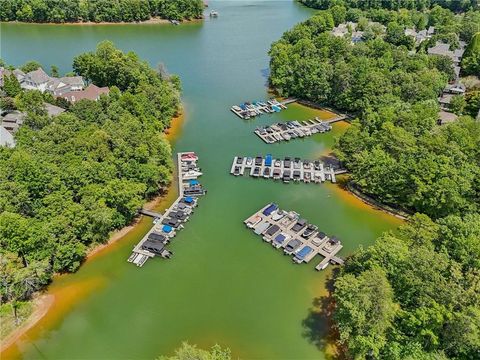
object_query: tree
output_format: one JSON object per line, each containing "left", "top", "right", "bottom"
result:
{"left": 50, "top": 65, "right": 59, "bottom": 77}
{"left": 0, "top": 45, "right": 178, "bottom": 308}
{"left": 334, "top": 268, "right": 398, "bottom": 359}
{"left": 462, "top": 32, "right": 480, "bottom": 76}
{"left": 158, "top": 343, "right": 232, "bottom": 360}
{"left": 0, "top": 0, "right": 204, "bottom": 23}
{"left": 450, "top": 95, "right": 466, "bottom": 115}
{"left": 2, "top": 74, "right": 22, "bottom": 97}
{"left": 20, "top": 60, "right": 42, "bottom": 73}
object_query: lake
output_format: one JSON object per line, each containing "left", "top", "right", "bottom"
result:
{"left": 0, "top": 1, "right": 402, "bottom": 359}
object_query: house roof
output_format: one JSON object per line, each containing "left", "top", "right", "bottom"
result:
{"left": 13, "top": 69, "right": 25, "bottom": 80}
{"left": 438, "top": 110, "right": 458, "bottom": 124}
{"left": 439, "top": 93, "right": 454, "bottom": 104}
{"left": 63, "top": 84, "right": 109, "bottom": 102}
{"left": 44, "top": 103, "right": 65, "bottom": 117}
{"left": 25, "top": 68, "right": 51, "bottom": 84}
{"left": 428, "top": 42, "right": 452, "bottom": 56}
{"left": 0, "top": 126, "right": 15, "bottom": 147}
{"left": 141, "top": 239, "right": 165, "bottom": 252}
{"left": 60, "top": 76, "right": 84, "bottom": 86}
{"left": 2, "top": 111, "right": 25, "bottom": 124}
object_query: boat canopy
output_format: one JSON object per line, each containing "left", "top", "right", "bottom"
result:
{"left": 296, "top": 246, "right": 313, "bottom": 259}
{"left": 189, "top": 180, "right": 199, "bottom": 186}
{"left": 184, "top": 196, "right": 194, "bottom": 204}
{"left": 274, "top": 233, "right": 286, "bottom": 243}
{"left": 162, "top": 225, "right": 173, "bottom": 233}
{"left": 265, "top": 154, "right": 272, "bottom": 167}
{"left": 262, "top": 203, "right": 278, "bottom": 216}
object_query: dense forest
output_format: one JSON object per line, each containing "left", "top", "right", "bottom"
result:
{"left": 334, "top": 213, "right": 480, "bottom": 359}
{"left": 0, "top": 42, "right": 180, "bottom": 310}
{"left": 269, "top": 5, "right": 480, "bottom": 360}
{"left": 299, "top": 0, "right": 479, "bottom": 12}
{"left": 0, "top": 0, "right": 204, "bottom": 23}
{"left": 269, "top": 6, "right": 480, "bottom": 218}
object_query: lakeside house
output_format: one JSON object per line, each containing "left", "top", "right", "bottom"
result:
{"left": 427, "top": 41, "right": 468, "bottom": 124}
{"left": 428, "top": 41, "right": 466, "bottom": 80}
{"left": 331, "top": 22, "right": 365, "bottom": 44}
{"left": 331, "top": 21, "right": 385, "bottom": 45}
{"left": 45, "top": 76, "right": 85, "bottom": 96}
{"left": 62, "top": 84, "right": 110, "bottom": 102}
{"left": 1, "top": 102, "right": 65, "bottom": 138}
{"left": 404, "top": 26, "right": 434, "bottom": 44}
{"left": 2, "top": 67, "right": 107, "bottom": 102}
{"left": 1, "top": 110, "right": 25, "bottom": 133}
{"left": 0, "top": 125, "right": 15, "bottom": 147}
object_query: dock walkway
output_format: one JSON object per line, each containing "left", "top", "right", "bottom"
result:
{"left": 138, "top": 209, "right": 163, "bottom": 218}
{"left": 255, "top": 115, "right": 347, "bottom": 144}
{"left": 244, "top": 203, "right": 344, "bottom": 271}
{"left": 127, "top": 152, "right": 206, "bottom": 267}
{"left": 230, "top": 155, "right": 346, "bottom": 184}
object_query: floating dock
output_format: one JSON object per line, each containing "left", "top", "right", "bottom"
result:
{"left": 254, "top": 115, "right": 347, "bottom": 144}
{"left": 230, "top": 155, "right": 346, "bottom": 184}
{"left": 231, "top": 98, "right": 296, "bottom": 119}
{"left": 127, "top": 152, "right": 206, "bottom": 267}
{"left": 244, "top": 203, "right": 344, "bottom": 270}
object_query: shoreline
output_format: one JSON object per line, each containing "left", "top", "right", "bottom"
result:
{"left": 0, "top": 17, "right": 203, "bottom": 26}
{"left": 0, "top": 110, "right": 185, "bottom": 354}
{"left": 0, "top": 295, "right": 54, "bottom": 353}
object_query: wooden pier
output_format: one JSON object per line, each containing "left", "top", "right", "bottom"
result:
{"left": 138, "top": 209, "right": 163, "bottom": 218}
{"left": 127, "top": 152, "right": 206, "bottom": 267}
{"left": 231, "top": 98, "right": 296, "bottom": 119}
{"left": 230, "top": 155, "right": 344, "bottom": 184}
{"left": 254, "top": 115, "right": 347, "bottom": 144}
{"left": 244, "top": 203, "right": 344, "bottom": 271}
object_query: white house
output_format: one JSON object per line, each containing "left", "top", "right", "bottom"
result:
{"left": 21, "top": 68, "right": 51, "bottom": 92}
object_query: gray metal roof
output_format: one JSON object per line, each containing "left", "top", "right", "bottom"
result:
{"left": 0, "top": 126, "right": 15, "bottom": 147}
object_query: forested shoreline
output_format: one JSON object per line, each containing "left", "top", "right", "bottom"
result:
{"left": 270, "top": 3, "right": 480, "bottom": 359}
{"left": 0, "top": 0, "right": 204, "bottom": 23}
{"left": 0, "top": 42, "right": 180, "bottom": 319}
{"left": 299, "top": 0, "right": 479, "bottom": 12}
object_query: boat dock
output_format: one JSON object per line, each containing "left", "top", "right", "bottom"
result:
{"left": 230, "top": 155, "right": 345, "bottom": 184}
{"left": 254, "top": 115, "right": 347, "bottom": 144}
{"left": 127, "top": 152, "right": 206, "bottom": 267}
{"left": 231, "top": 98, "right": 296, "bottom": 119}
{"left": 244, "top": 203, "right": 344, "bottom": 270}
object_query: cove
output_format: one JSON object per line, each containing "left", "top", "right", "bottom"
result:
{"left": 1, "top": 1, "right": 402, "bottom": 359}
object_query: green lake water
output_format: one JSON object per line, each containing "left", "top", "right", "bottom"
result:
{"left": 1, "top": 1, "right": 402, "bottom": 359}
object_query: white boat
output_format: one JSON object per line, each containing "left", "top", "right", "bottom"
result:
{"left": 183, "top": 170, "right": 203, "bottom": 180}
{"left": 209, "top": 10, "right": 219, "bottom": 17}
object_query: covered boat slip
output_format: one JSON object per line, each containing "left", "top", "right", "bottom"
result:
{"left": 254, "top": 114, "right": 347, "bottom": 144}
{"left": 128, "top": 152, "right": 206, "bottom": 267}
{"left": 230, "top": 155, "right": 342, "bottom": 184}
{"left": 243, "top": 203, "right": 344, "bottom": 270}
{"left": 230, "top": 98, "right": 295, "bottom": 119}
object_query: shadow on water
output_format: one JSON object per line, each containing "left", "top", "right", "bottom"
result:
{"left": 302, "top": 268, "right": 345, "bottom": 360}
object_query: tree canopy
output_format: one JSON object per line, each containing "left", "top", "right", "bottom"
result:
{"left": 0, "top": 0, "right": 204, "bottom": 23}
{"left": 0, "top": 42, "right": 180, "bottom": 305}
{"left": 462, "top": 32, "right": 480, "bottom": 75}
{"left": 269, "top": 7, "right": 480, "bottom": 220}
{"left": 334, "top": 214, "right": 480, "bottom": 359}
{"left": 158, "top": 343, "right": 232, "bottom": 360}
{"left": 299, "top": 0, "right": 479, "bottom": 12}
